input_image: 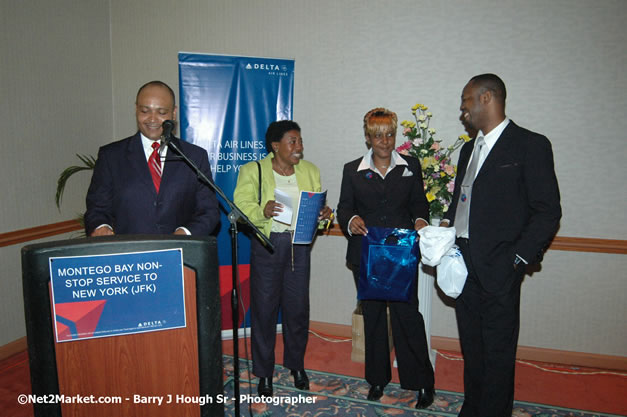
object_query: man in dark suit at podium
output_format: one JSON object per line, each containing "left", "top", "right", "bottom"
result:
{"left": 443, "top": 74, "right": 561, "bottom": 417}
{"left": 85, "top": 81, "right": 219, "bottom": 236}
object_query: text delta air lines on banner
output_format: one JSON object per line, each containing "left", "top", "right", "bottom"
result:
{"left": 178, "top": 53, "right": 295, "bottom": 330}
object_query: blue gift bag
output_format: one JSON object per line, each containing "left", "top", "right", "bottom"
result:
{"left": 358, "top": 227, "right": 419, "bottom": 302}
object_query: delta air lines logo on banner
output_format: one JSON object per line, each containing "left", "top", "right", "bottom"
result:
{"left": 179, "top": 53, "right": 294, "bottom": 331}
{"left": 245, "top": 62, "right": 291, "bottom": 76}
{"left": 49, "top": 249, "right": 185, "bottom": 342}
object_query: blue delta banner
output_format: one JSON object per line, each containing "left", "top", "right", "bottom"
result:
{"left": 178, "top": 53, "right": 295, "bottom": 330}
{"left": 49, "top": 249, "right": 185, "bottom": 342}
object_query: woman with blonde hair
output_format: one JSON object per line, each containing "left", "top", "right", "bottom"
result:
{"left": 337, "top": 108, "right": 435, "bottom": 409}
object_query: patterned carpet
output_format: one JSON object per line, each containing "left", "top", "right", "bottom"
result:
{"left": 222, "top": 356, "right": 623, "bottom": 417}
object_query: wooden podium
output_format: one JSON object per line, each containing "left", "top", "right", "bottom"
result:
{"left": 22, "top": 236, "right": 223, "bottom": 417}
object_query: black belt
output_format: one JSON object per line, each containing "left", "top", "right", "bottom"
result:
{"left": 456, "top": 237, "right": 469, "bottom": 245}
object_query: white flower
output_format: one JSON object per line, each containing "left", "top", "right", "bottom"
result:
{"left": 428, "top": 128, "right": 436, "bottom": 135}
{"left": 419, "top": 123, "right": 427, "bottom": 129}
{"left": 418, "top": 115, "right": 426, "bottom": 122}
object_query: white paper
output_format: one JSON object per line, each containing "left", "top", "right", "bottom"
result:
{"left": 273, "top": 188, "right": 294, "bottom": 225}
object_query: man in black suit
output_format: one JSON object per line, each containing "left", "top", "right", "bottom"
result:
{"left": 442, "top": 74, "right": 561, "bottom": 416}
{"left": 85, "top": 81, "right": 219, "bottom": 236}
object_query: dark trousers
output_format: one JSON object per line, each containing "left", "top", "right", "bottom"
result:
{"left": 348, "top": 263, "right": 362, "bottom": 311}
{"left": 250, "top": 232, "right": 311, "bottom": 377}
{"left": 456, "top": 239, "right": 523, "bottom": 417}
{"left": 351, "top": 265, "right": 434, "bottom": 390}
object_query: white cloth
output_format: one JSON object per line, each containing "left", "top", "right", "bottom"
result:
{"left": 436, "top": 245, "right": 467, "bottom": 299}
{"left": 418, "top": 226, "right": 457, "bottom": 266}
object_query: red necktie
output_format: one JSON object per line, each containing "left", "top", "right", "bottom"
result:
{"left": 148, "top": 142, "right": 162, "bottom": 192}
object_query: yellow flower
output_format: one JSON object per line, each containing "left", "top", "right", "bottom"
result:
{"left": 422, "top": 156, "right": 438, "bottom": 168}
{"left": 399, "top": 102, "right": 464, "bottom": 220}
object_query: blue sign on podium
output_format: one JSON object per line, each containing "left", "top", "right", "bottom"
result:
{"left": 49, "top": 248, "right": 185, "bottom": 342}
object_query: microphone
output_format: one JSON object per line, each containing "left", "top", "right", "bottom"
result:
{"left": 160, "top": 120, "right": 175, "bottom": 147}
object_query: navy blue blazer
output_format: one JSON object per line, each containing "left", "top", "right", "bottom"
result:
{"left": 85, "top": 132, "right": 220, "bottom": 236}
{"left": 445, "top": 121, "right": 561, "bottom": 293}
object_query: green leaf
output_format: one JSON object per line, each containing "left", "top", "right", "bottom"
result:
{"left": 55, "top": 154, "right": 96, "bottom": 210}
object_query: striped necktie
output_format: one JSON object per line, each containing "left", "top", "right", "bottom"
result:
{"left": 148, "top": 141, "right": 162, "bottom": 192}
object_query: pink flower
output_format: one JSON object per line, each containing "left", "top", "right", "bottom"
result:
{"left": 396, "top": 141, "right": 411, "bottom": 152}
{"left": 403, "top": 127, "right": 411, "bottom": 135}
{"left": 447, "top": 181, "right": 455, "bottom": 193}
{"left": 396, "top": 141, "right": 413, "bottom": 155}
{"left": 430, "top": 142, "right": 440, "bottom": 151}
{"left": 444, "top": 165, "right": 455, "bottom": 176}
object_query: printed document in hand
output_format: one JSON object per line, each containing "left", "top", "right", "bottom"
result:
{"left": 292, "top": 190, "right": 327, "bottom": 244}
{"left": 273, "top": 188, "right": 294, "bottom": 225}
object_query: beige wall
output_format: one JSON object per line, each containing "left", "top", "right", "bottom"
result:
{"left": 0, "top": 0, "right": 113, "bottom": 345}
{"left": 2, "top": 0, "right": 626, "bottom": 356}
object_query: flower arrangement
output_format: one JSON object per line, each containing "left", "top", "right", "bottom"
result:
{"left": 396, "top": 103, "right": 471, "bottom": 220}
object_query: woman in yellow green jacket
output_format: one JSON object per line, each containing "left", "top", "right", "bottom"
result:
{"left": 234, "top": 120, "right": 332, "bottom": 397}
